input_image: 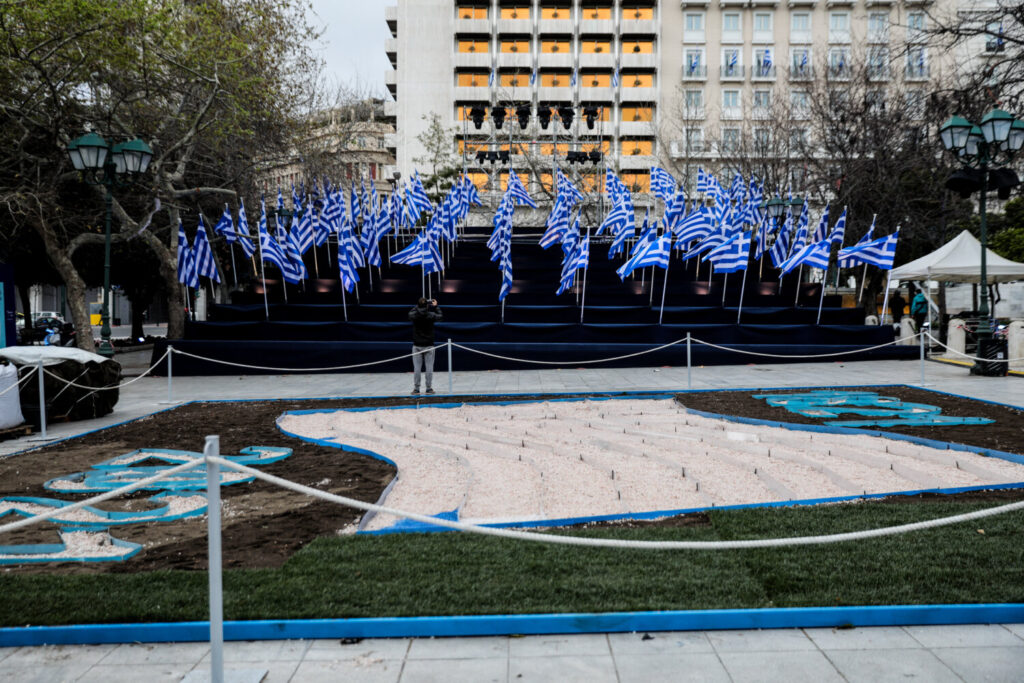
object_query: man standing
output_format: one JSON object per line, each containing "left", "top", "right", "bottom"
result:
{"left": 911, "top": 288, "right": 928, "bottom": 331}
{"left": 409, "top": 297, "right": 442, "bottom": 394}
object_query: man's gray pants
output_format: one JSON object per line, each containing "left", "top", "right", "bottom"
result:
{"left": 412, "top": 345, "right": 435, "bottom": 390}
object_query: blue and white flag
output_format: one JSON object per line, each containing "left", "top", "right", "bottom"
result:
{"left": 505, "top": 169, "right": 537, "bottom": 208}
{"left": 284, "top": 223, "right": 308, "bottom": 284}
{"left": 830, "top": 207, "right": 847, "bottom": 246}
{"left": 235, "top": 199, "right": 256, "bottom": 258}
{"left": 570, "top": 68, "right": 578, "bottom": 88}
{"left": 213, "top": 204, "right": 236, "bottom": 244}
{"left": 258, "top": 201, "right": 290, "bottom": 274}
{"left": 488, "top": 68, "right": 495, "bottom": 88}
{"left": 530, "top": 68, "right": 537, "bottom": 87}
{"left": 408, "top": 172, "right": 434, "bottom": 218}
{"left": 617, "top": 232, "right": 671, "bottom": 279}
{"left": 292, "top": 203, "right": 314, "bottom": 254}
{"left": 837, "top": 229, "right": 899, "bottom": 270}
{"left": 540, "top": 200, "right": 570, "bottom": 249}
{"left": 838, "top": 215, "right": 877, "bottom": 268}
{"left": 336, "top": 230, "right": 360, "bottom": 293}
{"left": 760, "top": 48, "right": 772, "bottom": 76}
{"left": 650, "top": 167, "right": 676, "bottom": 202}
{"left": 611, "top": 67, "right": 620, "bottom": 88}
{"left": 781, "top": 238, "right": 832, "bottom": 274}
{"left": 176, "top": 220, "right": 199, "bottom": 290}
{"left": 788, "top": 200, "right": 811, "bottom": 255}
{"left": 674, "top": 203, "right": 714, "bottom": 245}
{"left": 193, "top": 215, "right": 220, "bottom": 283}
{"left": 696, "top": 168, "right": 708, "bottom": 195}
{"left": 811, "top": 204, "right": 830, "bottom": 243}
{"left": 754, "top": 214, "right": 772, "bottom": 260}
{"left": 557, "top": 225, "right": 589, "bottom": 295}
{"left": 703, "top": 231, "right": 751, "bottom": 273}
{"left": 663, "top": 187, "right": 688, "bottom": 232}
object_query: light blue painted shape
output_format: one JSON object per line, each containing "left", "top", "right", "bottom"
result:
{"left": 753, "top": 390, "right": 994, "bottom": 428}
{"left": 0, "top": 511, "right": 142, "bottom": 563}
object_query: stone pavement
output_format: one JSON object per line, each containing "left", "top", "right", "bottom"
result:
{"left": 2, "top": 625, "right": 1024, "bottom": 682}
{"left": 1, "top": 354, "right": 1022, "bottom": 682}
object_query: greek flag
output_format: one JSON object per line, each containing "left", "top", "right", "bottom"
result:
{"left": 788, "top": 201, "right": 810, "bottom": 255}
{"left": 830, "top": 207, "right": 847, "bottom": 246}
{"left": 674, "top": 203, "right": 714, "bottom": 244}
{"left": 505, "top": 170, "right": 537, "bottom": 208}
{"left": 557, "top": 225, "right": 589, "bottom": 295}
{"left": 556, "top": 168, "right": 584, "bottom": 205}
{"left": 837, "top": 229, "right": 899, "bottom": 270}
{"left": 213, "top": 204, "right": 236, "bottom": 244}
{"left": 630, "top": 218, "right": 657, "bottom": 257}
{"left": 292, "top": 203, "right": 314, "bottom": 254}
{"left": 176, "top": 220, "right": 199, "bottom": 289}
{"left": 336, "top": 229, "right": 360, "bottom": 293}
{"left": 258, "top": 202, "right": 289, "bottom": 274}
{"left": 409, "top": 172, "right": 434, "bottom": 216}
{"left": 769, "top": 213, "right": 793, "bottom": 268}
{"left": 650, "top": 167, "right": 676, "bottom": 202}
{"left": 617, "top": 232, "right": 671, "bottom": 279}
{"left": 540, "top": 200, "right": 571, "bottom": 249}
{"left": 838, "top": 215, "right": 876, "bottom": 268}
{"left": 760, "top": 48, "right": 772, "bottom": 76}
{"left": 488, "top": 68, "right": 495, "bottom": 88}
{"left": 696, "top": 167, "right": 708, "bottom": 195}
{"left": 193, "top": 215, "right": 220, "bottom": 283}
{"left": 284, "top": 223, "right": 308, "bottom": 283}
{"left": 530, "top": 68, "right": 537, "bottom": 86}
{"left": 311, "top": 203, "right": 330, "bottom": 247}
{"left": 781, "top": 237, "right": 832, "bottom": 273}
{"left": 663, "top": 187, "right": 688, "bottom": 232}
{"left": 703, "top": 231, "right": 751, "bottom": 273}
{"left": 754, "top": 214, "right": 772, "bottom": 260}
{"left": 811, "top": 204, "right": 830, "bottom": 243}
{"left": 611, "top": 67, "right": 620, "bottom": 88}
{"left": 729, "top": 51, "right": 738, "bottom": 69}
{"left": 570, "top": 68, "right": 578, "bottom": 88}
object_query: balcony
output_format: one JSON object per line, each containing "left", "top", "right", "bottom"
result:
{"left": 537, "top": 86, "right": 574, "bottom": 102}
{"left": 456, "top": 18, "right": 490, "bottom": 34}
{"left": 497, "top": 19, "right": 532, "bottom": 34}
{"left": 827, "top": 65, "right": 851, "bottom": 80}
{"left": 753, "top": 30, "right": 774, "bottom": 44}
{"left": 790, "top": 30, "right": 812, "bottom": 44}
{"left": 539, "top": 19, "right": 574, "bottom": 34}
{"left": 385, "top": 5, "right": 397, "bottom": 37}
{"left": 538, "top": 52, "right": 573, "bottom": 69}
{"left": 619, "top": 120, "right": 656, "bottom": 136}
{"left": 386, "top": 38, "right": 397, "bottom": 67}
{"left": 719, "top": 0, "right": 746, "bottom": 7}
{"left": 904, "top": 64, "right": 930, "bottom": 81}
{"left": 679, "top": 0, "right": 709, "bottom": 7}
{"left": 619, "top": 153, "right": 656, "bottom": 170}
{"left": 789, "top": 65, "right": 814, "bottom": 81}
{"left": 669, "top": 141, "right": 705, "bottom": 158}
{"left": 620, "top": 52, "right": 658, "bottom": 69}
{"left": 867, "top": 30, "right": 890, "bottom": 44}
{"left": 829, "top": 29, "right": 851, "bottom": 43}
{"left": 454, "top": 85, "right": 491, "bottom": 100}
{"left": 751, "top": 65, "right": 777, "bottom": 81}
{"left": 721, "top": 106, "right": 743, "bottom": 120}
{"left": 620, "top": 87, "right": 657, "bottom": 101}
{"left": 496, "top": 52, "right": 533, "bottom": 69}
{"left": 579, "top": 52, "right": 616, "bottom": 69}
{"left": 578, "top": 19, "right": 616, "bottom": 34}
{"left": 680, "top": 106, "right": 706, "bottom": 120}
{"left": 722, "top": 29, "right": 742, "bottom": 43}
{"left": 384, "top": 133, "right": 397, "bottom": 153}
{"left": 864, "top": 0, "right": 893, "bottom": 5}
{"left": 787, "top": 0, "right": 817, "bottom": 5}
{"left": 867, "top": 65, "right": 891, "bottom": 81}
{"left": 385, "top": 70, "right": 397, "bottom": 96}
{"left": 826, "top": 0, "right": 854, "bottom": 5}
{"left": 383, "top": 100, "right": 397, "bottom": 121}
{"left": 682, "top": 65, "right": 708, "bottom": 81}
{"left": 620, "top": 19, "right": 657, "bottom": 35}
{"left": 749, "top": 0, "right": 780, "bottom": 5}
{"left": 455, "top": 51, "right": 492, "bottom": 69}
{"left": 579, "top": 85, "right": 615, "bottom": 101}
{"left": 752, "top": 106, "right": 772, "bottom": 120}
{"left": 720, "top": 64, "right": 746, "bottom": 80}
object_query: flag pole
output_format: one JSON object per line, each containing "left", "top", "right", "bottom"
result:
{"left": 879, "top": 270, "right": 893, "bottom": 326}
{"left": 658, "top": 252, "right": 671, "bottom": 325}
{"left": 229, "top": 244, "right": 238, "bottom": 288}
{"left": 858, "top": 263, "right": 869, "bottom": 303}
{"left": 721, "top": 272, "right": 729, "bottom": 307}
{"left": 737, "top": 269, "right": 748, "bottom": 324}
{"left": 815, "top": 270, "right": 827, "bottom": 325}
{"left": 580, "top": 225, "right": 590, "bottom": 323}
{"left": 312, "top": 245, "right": 320, "bottom": 279}
{"left": 256, "top": 233, "right": 269, "bottom": 320}
{"left": 341, "top": 283, "right": 348, "bottom": 322}
{"left": 794, "top": 265, "right": 803, "bottom": 306}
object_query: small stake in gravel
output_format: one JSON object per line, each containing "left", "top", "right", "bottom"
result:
{"left": 36, "top": 361, "right": 46, "bottom": 439}
{"left": 204, "top": 435, "right": 224, "bottom": 683}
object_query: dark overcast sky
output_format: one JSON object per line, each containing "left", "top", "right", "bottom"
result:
{"left": 309, "top": 0, "right": 392, "bottom": 95}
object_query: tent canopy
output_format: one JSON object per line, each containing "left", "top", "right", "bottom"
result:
{"left": 890, "top": 230, "right": 1024, "bottom": 283}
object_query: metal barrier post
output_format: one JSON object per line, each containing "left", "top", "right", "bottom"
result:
{"left": 167, "top": 346, "right": 174, "bottom": 404}
{"left": 919, "top": 331, "right": 925, "bottom": 385}
{"left": 686, "top": 333, "right": 692, "bottom": 391}
{"left": 204, "top": 436, "right": 224, "bottom": 683}
{"left": 447, "top": 339, "right": 453, "bottom": 395}
{"left": 37, "top": 361, "right": 46, "bottom": 439}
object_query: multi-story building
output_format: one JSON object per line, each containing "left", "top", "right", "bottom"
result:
{"left": 385, "top": 0, "right": 959, "bottom": 198}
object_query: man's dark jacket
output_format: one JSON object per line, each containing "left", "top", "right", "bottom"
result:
{"left": 409, "top": 303, "right": 443, "bottom": 346}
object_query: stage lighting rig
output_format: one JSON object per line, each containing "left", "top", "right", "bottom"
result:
{"left": 486, "top": 151, "right": 499, "bottom": 164}
{"left": 516, "top": 105, "right": 531, "bottom": 129}
{"left": 492, "top": 107, "right": 507, "bottom": 130}
{"left": 588, "top": 150, "right": 603, "bottom": 163}
{"left": 537, "top": 106, "right": 552, "bottom": 129}
{"left": 469, "top": 105, "right": 486, "bottom": 130}
{"left": 498, "top": 150, "right": 510, "bottom": 164}
{"left": 475, "top": 150, "right": 487, "bottom": 164}
{"left": 558, "top": 105, "right": 574, "bottom": 130}
{"left": 583, "top": 106, "right": 599, "bottom": 130}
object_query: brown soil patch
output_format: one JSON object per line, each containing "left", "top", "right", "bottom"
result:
{"left": 1, "top": 388, "right": 1021, "bottom": 573}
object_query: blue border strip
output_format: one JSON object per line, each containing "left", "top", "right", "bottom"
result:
{"left": 3, "top": 604, "right": 1023, "bottom": 646}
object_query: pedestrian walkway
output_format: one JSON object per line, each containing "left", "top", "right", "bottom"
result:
{"left": 2, "top": 624, "right": 1023, "bottom": 682}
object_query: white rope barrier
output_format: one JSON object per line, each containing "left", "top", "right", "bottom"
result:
{"left": 690, "top": 334, "right": 920, "bottom": 360}
{"left": 926, "top": 333, "right": 1024, "bottom": 364}
{"left": 38, "top": 349, "right": 170, "bottom": 392}
{"left": 0, "top": 365, "right": 38, "bottom": 399}
{"left": 170, "top": 346, "right": 433, "bottom": 373}
{"left": 0, "top": 458, "right": 204, "bottom": 536}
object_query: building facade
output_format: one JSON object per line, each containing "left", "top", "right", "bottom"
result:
{"left": 385, "top": 0, "right": 980, "bottom": 198}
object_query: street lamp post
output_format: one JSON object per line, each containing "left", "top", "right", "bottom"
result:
{"left": 938, "top": 109, "right": 1023, "bottom": 372}
{"left": 66, "top": 133, "right": 153, "bottom": 357}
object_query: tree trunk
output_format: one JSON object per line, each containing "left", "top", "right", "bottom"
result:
{"left": 137, "top": 227, "right": 185, "bottom": 339}
{"left": 18, "top": 287, "right": 31, "bottom": 331}
{"left": 130, "top": 300, "right": 147, "bottom": 341}
{"left": 33, "top": 219, "right": 96, "bottom": 353}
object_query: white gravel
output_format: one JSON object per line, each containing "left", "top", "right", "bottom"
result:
{"left": 0, "top": 495, "right": 205, "bottom": 526}
{"left": 0, "top": 530, "right": 137, "bottom": 561}
{"left": 277, "top": 399, "right": 1024, "bottom": 531}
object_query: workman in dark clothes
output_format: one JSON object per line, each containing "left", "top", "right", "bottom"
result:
{"left": 408, "top": 297, "right": 443, "bottom": 394}
{"left": 888, "top": 289, "right": 906, "bottom": 325}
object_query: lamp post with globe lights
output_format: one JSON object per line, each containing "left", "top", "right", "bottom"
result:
{"left": 66, "top": 133, "right": 153, "bottom": 357}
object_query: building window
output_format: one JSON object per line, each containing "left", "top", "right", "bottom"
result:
{"left": 985, "top": 21, "right": 1005, "bottom": 53}
{"left": 685, "top": 127, "right": 704, "bottom": 153}
{"left": 542, "top": 7, "right": 573, "bottom": 19}
{"left": 790, "top": 48, "right": 811, "bottom": 78}
{"left": 790, "top": 90, "right": 810, "bottom": 118}
{"left": 753, "top": 127, "right": 772, "bottom": 148}
{"left": 458, "top": 39, "right": 489, "bottom": 54}
{"left": 622, "top": 105, "right": 654, "bottom": 122}
{"left": 623, "top": 6, "right": 654, "bottom": 20}
{"left": 906, "top": 46, "right": 928, "bottom": 79}
{"left": 623, "top": 72, "right": 654, "bottom": 87}
{"left": 828, "top": 47, "right": 850, "bottom": 78}
{"left": 684, "top": 89, "right": 704, "bottom": 115}
{"left": 684, "top": 48, "right": 705, "bottom": 77}
{"left": 753, "top": 12, "right": 773, "bottom": 42}
{"left": 753, "top": 48, "right": 775, "bottom": 77}
{"left": 501, "top": 39, "right": 530, "bottom": 53}
{"left": 753, "top": 89, "right": 772, "bottom": 111}
{"left": 622, "top": 139, "right": 653, "bottom": 155}
{"left": 541, "top": 39, "right": 570, "bottom": 53}
{"left": 540, "top": 72, "right": 569, "bottom": 87}
{"left": 458, "top": 7, "right": 487, "bottom": 19}
{"left": 582, "top": 39, "right": 612, "bottom": 54}
{"left": 584, "top": 73, "right": 612, "bottom": 87}
{"left": 457, "top": 72, "right": 486, "bottom": 87}
{"left": 789, "top": 128, "right": 808, "bottom": 150}
{"left": 500, "top": 73, "right": 527, "bottom": 87}
{"left": 868, "top": 12, "right": 890, "bottom": 43}
{"left": 685, "top": 13, "right": 705, "bottom": 41}
{"left": 868, "top": 46, "right": 890, "bottom": 80}
{"left": 622, "top": 40, "right": 654, "bottom": 54}
{"left": 829, "top": 12, "right": 850, "bottom": 43}
{"left": 720, "top": 128, "right": 740, "bottom": 154}
{"left": 500, "top": 6, "right": 530, "bottom": 20}
{"left": 722, "top": 47, "right": 742, "bottom": 77}
{"left": 722, "top": 12, "right": 741, "bottom": 42}
{"left": 907, "top": 12, "right": 926, "bottom": 41}
{"left": 866, "top": 89, "right": 886, "bottom": 115}
{"left": 904, "top": 89, "right": 926, "bottom": 120}
{"left": 790, "top": 12, "right": 811, "bottom": 42}
{"left": 722, "top": 89, "right": 741, "bottom": 119}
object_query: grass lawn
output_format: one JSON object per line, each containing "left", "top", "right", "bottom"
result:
{"left": 2, "top": 499, "right": 1023, "bottom": 626}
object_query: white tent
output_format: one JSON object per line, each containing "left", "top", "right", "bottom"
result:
{"left": 890, "top": 230, "right": 1024, "bottom": 283}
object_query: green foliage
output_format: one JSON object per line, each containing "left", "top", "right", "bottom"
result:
{"left": 1, "top": 499, "right": 1022, "bottom": 625}
{"left": 413, "top": 112, "right": 460, "bottom": 199}
{"left": 989, "top": 198, "right": 1024, "bottom": 262}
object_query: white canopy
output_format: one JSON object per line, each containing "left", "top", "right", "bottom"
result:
{"left": 889, "top": 230, "right": 1024, "bottom": 283}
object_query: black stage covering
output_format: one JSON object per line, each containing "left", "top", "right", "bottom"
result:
{"left": 152, "top": 234, "right": 915, "bottom": 375}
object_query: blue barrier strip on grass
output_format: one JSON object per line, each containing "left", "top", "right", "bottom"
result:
{"left": 3, "top": 603, "right": 1024, "bottom": 646}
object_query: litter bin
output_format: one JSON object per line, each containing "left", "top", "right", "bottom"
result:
{"left": 971, "top": 338, "right": 1009, "bottom": 377}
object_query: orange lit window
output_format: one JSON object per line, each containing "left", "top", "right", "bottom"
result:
{"left": 458, "top": 39, "right": 490, "bottom": 53}
{"left": 578, "top": 174, "right": 604, "bottom": 193}
{"left": 621, "top": 106, "right": 654, "bottom": 121}
{"left": 623, "top": 73, "right": 653, "bottom": 87}
{"left": 539, "top": 143, "right": 570, "bottom": 155}
{"left": 623, "top": 7, "right": 654, "bottom": 20}
{"left": 500, "top": 73, "right": 527, "bottom": 87}
{"left": 539, "top": 173, "right": 554, "bottom": 192}
{"left": 501, "top": 40, "right": 530, "bottom": 53}
{"left": 622, "top": 172, "right": 651, "bottom": 191}
{"left": 467, "top": 172, "right": 488, "bottom": 190}
{"left": 579, "top": 106, "right": 612, "bottom": 121}
{"left": 500, "top": 7, "right": 530, "bottom": 19}
{"left": 455, "top": 105, "right": 487, "bottom": 120}
{"left": 458, "top": 140, "right": 488, "bottom": 153}
{"left": 541, "top": 39, "right": 570, "bottom": 53}
{"left": 622, "top": 40, "right": 654, "bottom": 54}
{"left": 622, "top": 140, "right": 653, "bottom": 155}
{"left": 583, "top": 73, "right": 611, "bottom": 87}
{"left": 584, "top": 7, "right": 612, "bottom": 20}
{"left": 541, "top": 7, "right": 570, "bottom": 19}
{"left": 581, "top": 40, "right": 611, "bottom": 54}
{"left": 458, "top": 7, "right": 487, "bottom": 19}
{"left": 540, "top": 72, "right": 569, "bottom": 87}
{"left": 457, "top": 72, "right": 487, "bottom": 87}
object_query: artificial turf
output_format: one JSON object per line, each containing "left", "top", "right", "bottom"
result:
{"left": 2, "top": 499, "right": 1023, "bottom": 626}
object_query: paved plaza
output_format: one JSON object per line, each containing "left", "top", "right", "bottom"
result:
{"left": 1, "top": 353, "right": 1022, "bottom": 681}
